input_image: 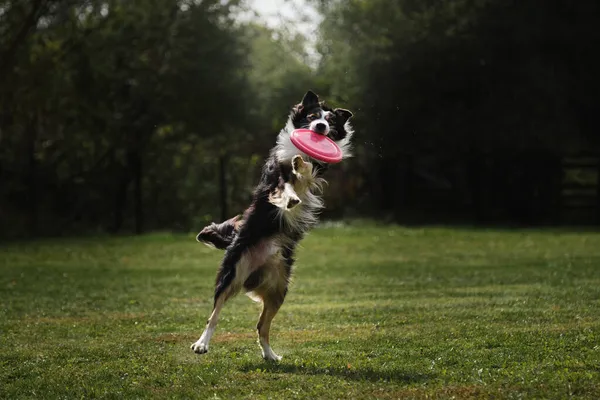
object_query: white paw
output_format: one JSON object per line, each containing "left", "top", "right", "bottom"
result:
{"left": 262, "top": 349, "right": 282, "bottom": 362}
{"left": 292, "top": 155, "right": 312, "bottom": 177}
{"left": 191, "top": 340, "right": 209, "bottom": 354}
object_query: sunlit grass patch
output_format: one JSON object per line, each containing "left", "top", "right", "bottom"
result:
{"left": 1, "top": 223, "right": 600, "bottom": 398}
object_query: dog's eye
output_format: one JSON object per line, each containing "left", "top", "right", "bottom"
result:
{"left": 307, "top": 113, "right": 319, "bottom": 120}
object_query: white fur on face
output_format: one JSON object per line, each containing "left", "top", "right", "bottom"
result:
{"left": 309, "top": 111, "right": 330, "bottom": 135}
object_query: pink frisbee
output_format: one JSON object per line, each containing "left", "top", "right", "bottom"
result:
{"left": 290, "top": 129, "right": 343, "bottom": 163}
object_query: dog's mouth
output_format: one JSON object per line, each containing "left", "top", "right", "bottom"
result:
{"left": 276, "top": 117, "right": 351, "bottom": 164}
{"left": 309, "top": 120, "right": 330, "bottom": 136}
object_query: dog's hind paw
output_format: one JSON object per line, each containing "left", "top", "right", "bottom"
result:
{"left": 262, "top": 350, "right": 282, "bottom": 362}
{"left": 191, "top": 341, "right": 209, "bottom": 354}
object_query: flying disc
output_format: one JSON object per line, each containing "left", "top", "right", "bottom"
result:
{"left": 290, "top": 129, "right": 343, "bottom": 163}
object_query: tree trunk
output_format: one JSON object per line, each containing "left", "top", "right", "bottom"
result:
{"left": 113, "top": 176, "right": 130, "bottom": 233}
{"left": 402, "top": 154, "right": 414, "bottom": 209}
{"left": 467, "top": 152, "right": 484, "bottom": 223}
{"left": 597, "top": 155, "right": 600, "bottom": 225}
{"left": 131, "top": 151, "right": 143, "bottom": 234}
{"left": 25, "top": 112, "right": 39, "bottom": 236}
{"left": 379, "top": 157, "right": 395, "bottom": 212}
{"left": 219, "top": 155, "right": 228, "bottom": 222}
{"left": 112, "top": 148, "right": 143, "bottom": 234}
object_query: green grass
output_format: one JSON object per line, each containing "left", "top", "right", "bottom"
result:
{"left": 1, "top": 222, "right": 600, "bottom": 399}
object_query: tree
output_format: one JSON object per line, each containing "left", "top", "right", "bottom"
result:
{"left": 0, "top": 0, "right": 250, "bottom": 238}
{"left": 315, "top": 0, "right": 600, "bottom": 224}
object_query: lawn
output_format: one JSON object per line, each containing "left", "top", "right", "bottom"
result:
{"left": 1, "top": 222, "right": 600, "bottom": 399}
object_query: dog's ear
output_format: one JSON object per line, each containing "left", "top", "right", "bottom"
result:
{"left": 334, "top": 108, "right": 353, "bottom": 124}
{"left": 301, "top": 90, "right": 319, "bottom": 107}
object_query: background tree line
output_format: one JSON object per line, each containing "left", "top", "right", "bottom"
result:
{"left": 1, "top": 0, "right": 599, "bottom": 240}
{"left": 317, "top": 0, "right": 600, "bottom": 226}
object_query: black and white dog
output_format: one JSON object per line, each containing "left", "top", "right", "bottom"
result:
{"left": 191, "top": 90, "right": 354, "bottom": 361}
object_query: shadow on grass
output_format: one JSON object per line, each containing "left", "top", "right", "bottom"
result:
{"left": 240, "top": 361, "right": 434, "bottom": 383}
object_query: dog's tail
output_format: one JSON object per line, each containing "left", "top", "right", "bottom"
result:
{"left": 196, "top": 215, "right": 241, "bottom": 250}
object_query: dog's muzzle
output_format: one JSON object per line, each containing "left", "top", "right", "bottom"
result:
{"left": 310, "top": 120, "right": 330, "bottom": 135}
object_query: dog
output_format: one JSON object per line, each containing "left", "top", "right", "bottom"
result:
{"left": 191, "top": 90, "right": 354, "bottom": 361}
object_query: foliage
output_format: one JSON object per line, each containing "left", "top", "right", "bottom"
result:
{"left": 319, "top": 0, "right": 600, "bottom": 155}
{"left": 315, "top": 0, "right": 600, "bottom": 223}
{"left": 242, "top": 23, "right": 315, "bottom": 140}
{"left": 1, "top": 0, "right": 599, "bottom": 238}
{"left": 0, "top": 0, "right": 320, "bottom": 238}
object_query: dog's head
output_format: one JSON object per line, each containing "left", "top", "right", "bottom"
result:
{"left": 291, "top": 90, "right": 353, "bottom": 142}
{"left": 275, "top": 90, "right": 355, "bottom": 164}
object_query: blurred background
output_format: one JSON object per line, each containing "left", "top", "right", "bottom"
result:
{"left": 1, "top": 0, "right": 598, "bottom": 240}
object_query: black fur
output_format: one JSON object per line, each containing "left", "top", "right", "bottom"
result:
{"left": 210, "top": 156, "right": 305, "bottom": 303}
{"left": 200, "top": 91, "right": 354, "bottom": 299}
{"left": 192, "top": 90, "right": 353, "bottom": 358}
{"left": 290, "top": 92, "right": 353, "bottom": 143}
{"left": 196, "top": 215, "right": 240, "bottom": 250}
{"left": 197, "top": 91, "right": 353, "bottom": 252}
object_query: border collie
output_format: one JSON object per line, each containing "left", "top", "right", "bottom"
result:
{"left": 191, "top": 90, "right": 354, "bottom": 361}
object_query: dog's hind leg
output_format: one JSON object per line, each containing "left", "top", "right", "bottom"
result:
{"left": 256, "top": 292, "right": 285, "bottom": 361}
{"left": 254, "top": 246, "right": 295, "bottom": 361}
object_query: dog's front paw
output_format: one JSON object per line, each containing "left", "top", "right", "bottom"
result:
{"left": 292, "top": 155, "right": 305, "bottom": 171}
{"left": 191, "top": 340, "right": 209, "bottom": 354}
{"left": 292, "top": 155, "right": 312, "bottom": 177}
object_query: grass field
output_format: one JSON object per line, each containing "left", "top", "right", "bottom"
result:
{"left": 1, "top": 222, "right": 600, "bottom": 399}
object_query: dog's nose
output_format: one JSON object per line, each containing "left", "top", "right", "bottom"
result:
{"left": 315, "top": 122, "right": 327, "bottom": 133}
{"left": 287, "top": 198, "right": 300, "bottom": 209}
